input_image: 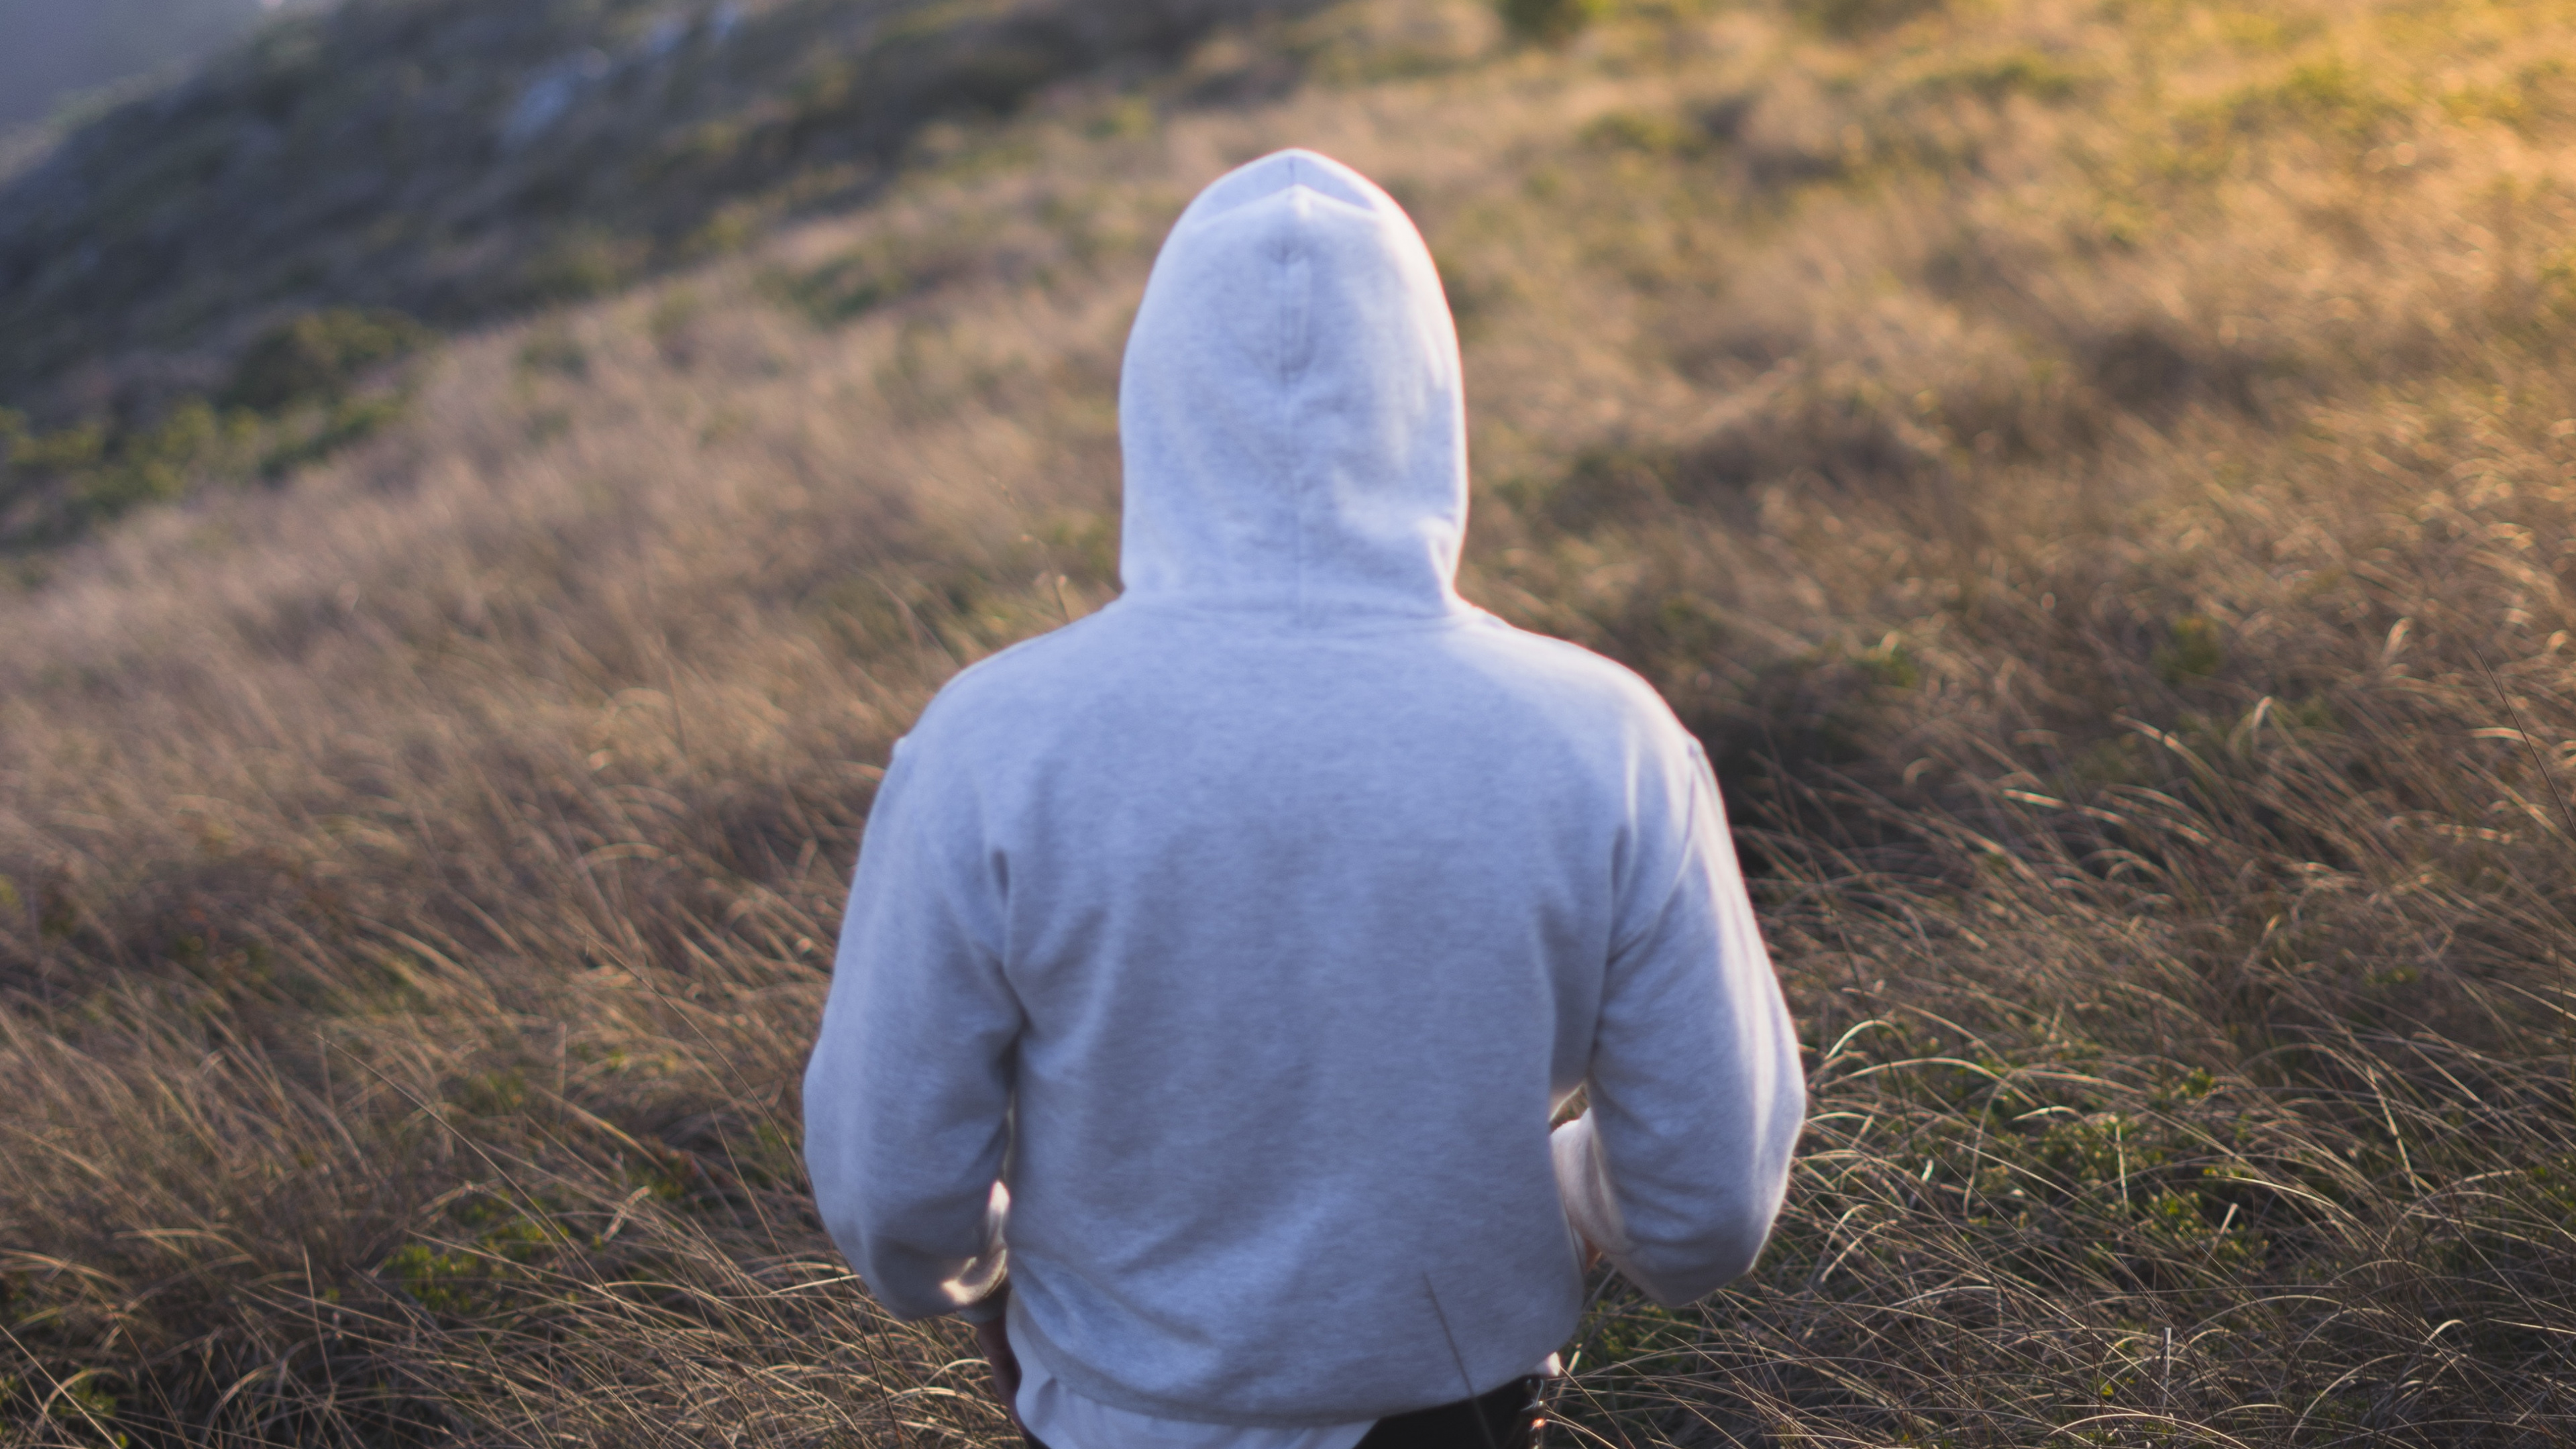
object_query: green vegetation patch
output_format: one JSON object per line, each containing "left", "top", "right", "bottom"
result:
{"left": 0, "top": 306, "right": 431, "bottom": 546}
{"left": 220, "top": 308, "right": 430, "bottom": 413}
{"left": 1912, "top": 48, "right": 2096, "bottom": 104}
{"left": 1499, "top": 0, "right": 1611, "bottom": 43}
{"left": 759, "top": 244, "right": 962, "bottom": 327}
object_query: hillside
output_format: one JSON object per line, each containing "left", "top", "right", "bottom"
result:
{"left": 7, "top": 0, "right": 2576, "bottom": 1444}
{"left": 0, "top": 0, "right": 1332, "bottom": 413}
{"left": 0, "top": 0, "right": 1376, "bottom": 547}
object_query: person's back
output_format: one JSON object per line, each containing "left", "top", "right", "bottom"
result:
{"left": 803, "top": 148, "right": 1804, "bottom": 1438}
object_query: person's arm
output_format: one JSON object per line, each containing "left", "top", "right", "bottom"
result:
{"left": 802, "top": 736, "right": 1022, "bottom": 1320}
{"left": 1565, "top": 739, "right": 1804, "bottom": 1305}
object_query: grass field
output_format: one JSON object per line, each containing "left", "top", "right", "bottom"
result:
{"left": 7, "top": 0, "right": 2576, "bottom": 1442}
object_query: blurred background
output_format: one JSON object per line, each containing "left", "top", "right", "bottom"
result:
{"left": 0, "top": 0, "right": 320, "bottom": 126}
{"left": 7, "top": 0, "right": 2576, "bottom": 1444}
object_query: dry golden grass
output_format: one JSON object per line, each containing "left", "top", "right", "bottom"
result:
{"left": 9, "top": 0, "right": 2576, "bottom": 1442}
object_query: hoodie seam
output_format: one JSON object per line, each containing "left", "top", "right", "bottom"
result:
{"left": 1283, "top": 160, "right": 1314, "bottom": 629}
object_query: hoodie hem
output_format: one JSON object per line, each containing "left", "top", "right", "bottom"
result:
{"left": 1008, "top": 1297, "right": 1574, "bottom": 1430}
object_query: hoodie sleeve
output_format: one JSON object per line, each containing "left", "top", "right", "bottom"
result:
{"left": 1570, "top": 739, "right": 1804, "bottom": 1306}
{"left": 802, "top": 735, "right": 1020, "bottom": 1320}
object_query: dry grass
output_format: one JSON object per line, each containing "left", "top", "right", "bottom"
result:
{"left": 8, "top": 0, "right": 2576, "bottom": 1442}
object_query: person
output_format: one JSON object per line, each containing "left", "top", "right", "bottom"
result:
{"left": 801, "top": 148, "right": 1805, "bottom": 1449}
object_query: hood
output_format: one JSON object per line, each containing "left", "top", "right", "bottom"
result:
{"left": 1118, "top": 149, "right": 1469, "bottom": 621}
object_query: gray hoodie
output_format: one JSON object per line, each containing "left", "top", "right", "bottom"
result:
{"left": 800, "top": 148, "right": 1804, "bottom": 1428}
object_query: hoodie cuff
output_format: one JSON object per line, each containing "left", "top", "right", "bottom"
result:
{"left": 1550, "top": 1111, "right": 1631, "bottom": 1263}
{"left": 946, "top": 1179, "right": 1012, "bottom": 1320}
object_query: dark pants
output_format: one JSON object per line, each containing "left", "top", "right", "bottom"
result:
{"left": 1354, "top": 1375, "right": 1546, "bottom": 1448}
{"left": 1022, "top": 1376, "right": 1545, "bottom": 1449}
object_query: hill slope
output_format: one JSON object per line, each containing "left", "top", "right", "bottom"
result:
{"left": 0, "top": 0, "right": 1332, "bottom": 415}
{"left": 7, "top": 0, "right": 2576, "bottom": 1444}
{"left": 0, "top": 0, "right": 1369, "bottom": 547}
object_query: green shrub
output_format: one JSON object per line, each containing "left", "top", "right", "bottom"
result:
{"left": 1, "top": 398, "right": 273, "bottom": 538}
{"left": 0, "top": 381, "right": 411, "bottom": 543}
{"left": 1920, "top": 50, "right": 2094, "bottom": 103}
{"left": 517, "top": 232, "right": 646, "bottom": 305}
{"left": 1794, "top": 0, "right": 1943, "bottom": 36}
{"left": 221, "top": 309, "right": 431, "bottom": 413}
{"left": 5, "top": 418, "right": 106, "bottom": 473}
{"left": 257, "top": 393, "right": 409, "bottom": 481}
{"left": 759, "top": 241, "right": 961, "bottom": 327}
{"left": 1580, "top": 108, "right": 1709, "bottom": 156}
{"left": 73, "top": 400, "right": 238, "bottom": 514}
{"left": 1499, "top": 0, "right": 1608, "bottom": 44}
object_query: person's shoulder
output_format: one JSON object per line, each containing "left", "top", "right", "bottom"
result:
{"left": 902, "top": 606, "right": 1129, "bottom": 747}
{"left": 1445, "top": 612, "right": 1690, "bottom": 745}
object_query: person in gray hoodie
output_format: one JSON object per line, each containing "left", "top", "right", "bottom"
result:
{"left": 800, "top": 148, "right": 1805, "bottom": 1449}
